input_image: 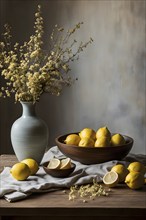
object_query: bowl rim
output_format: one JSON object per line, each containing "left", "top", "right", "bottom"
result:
{"left": 55, "top": 132, "right": 134, "bottom": 149}
{"left": 42, "top": 161, "right": 76, "bottom": 171}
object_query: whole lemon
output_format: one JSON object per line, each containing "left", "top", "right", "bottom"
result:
{"left": 79, "top": 128, "right": 96, "bottom": 140}
{"left": 94, "top": 136, "right": 110, "bottom": 147}
{"left": 21, "top": 158, "right": 39, "bottom": 175}
{"left": 125, "top": 171, "right": 145, "bottom": 189}
{"left": 111, "top": 134, "right": 125, "bottom": 146}
{"left": 96, "top": 126, "right": 111, "bottom": 140}
{"left": 127, "top": 162, "right": 146, "bottom": 175}
{"left": 79, "top": 137, "right": 94, "bottom": 147}
{"left": 64, "top": 134, "right": 81, "bottom": 146}
{"left": 10, "top": 163, "right": 30, "bottom": 181}
{"left": 111, "top": 164, "right": 129, "bottom": 182}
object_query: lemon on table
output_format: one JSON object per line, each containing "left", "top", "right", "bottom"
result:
{"left": 79, "top": 137, "right": 94, "bottom": 147}
{"left": 10, "top": 162, "right": 30, "bottom": 181}
{"left": 103, "top": 171, "right": 119, "bottom": 188}
{"left": 94, "top": 136, "right": 110, "bottom": 147}
{"left": 60, "top": 158, "right": 72, "bottom": 169}
{"left": 64, "top": 134, "right": 81, "bottom": 145}
{"left": 127, "top": 162, "right": 146, "bottom": 175}
{"left": 111, "top": 164, "right": 129, "bottom": 182}
{"left": 79, "top": 128, "right": 96, "bottom": 140}
{"left": 21, "top": 158, "right": 39, "bottom": 175}
{"left": 96, "top": 126, "right": 111, "bottom": 140}
{"left": 47, "top": 158, "right": 61, "bottom": 169}
{"left": 125, "top": 171, "right": 145, "bottom": 189}
{"left": 111, "top": 133, "right": 125, "bottom": 146}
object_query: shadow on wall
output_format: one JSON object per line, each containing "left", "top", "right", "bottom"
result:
{"left": 0, "top": 0, "right": 145, "bottom": 155}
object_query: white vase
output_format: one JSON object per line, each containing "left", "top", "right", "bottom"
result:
{"left": 11, "top": 102, "right": 49, "bottom": 164}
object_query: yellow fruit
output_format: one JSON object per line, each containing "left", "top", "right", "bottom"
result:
{"left": 64, "top": 134, "right": 81, "bottom": 145}
{"left": 96, "top": 126, "right": 111, "bottom": 140}
{"left": 111, "top": 133, "right": 125, "bottom": 146}
{"left": 125, "top": 171, "right": 145, "bottom": 189}
{"left": 127, "top": 162, "right": 146, "bottom": 175}
{"left": 79, "top": 128, "right": 96, "bottom": 140}
{"left": 94, "top": 136, "right": 110, "bottom": 147}
{"left": 111, "top": 164, "right": 129, "bottom": 182}
{"left": 60, "top": 158, "right": 71, "bottom": 169}
{"left": 103, "top": 171, "right": 119, "bottom": 188}
{"left": 47, "top": 158, "right": 61, "bottom": 169}
{"left": 10, "top": 162, "right": 30, "bottom": 181}
{"left": 21, "top": 158, "right": 39, "bottom": 175}
{"left": 79, "top": 137, "right": 94, "bottom": 147}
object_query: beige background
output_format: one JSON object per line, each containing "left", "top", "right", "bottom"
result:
{"left": 0, "top": 0, "right": 145, "bottom": 155}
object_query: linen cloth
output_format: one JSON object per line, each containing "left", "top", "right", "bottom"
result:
{"left": 0, "top": 146, "right": 145, "bottom": 202}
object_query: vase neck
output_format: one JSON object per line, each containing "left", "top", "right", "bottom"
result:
{"left": 21, "top": 102, "right": 36, "bottom": 117}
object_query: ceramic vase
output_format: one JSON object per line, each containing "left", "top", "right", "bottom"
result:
{"left": 11, "top": 102, "right": 49, "bottom": 164}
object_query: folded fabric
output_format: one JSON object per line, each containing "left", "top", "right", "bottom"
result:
{"left": 0, "top": 146, "right": 145, "bottom": 202}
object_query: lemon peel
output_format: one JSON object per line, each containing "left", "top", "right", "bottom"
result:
{"left": 111, "top": 134, "right": 125, "bottom": 146}
{"left": 79, "top": 128, "right": 96, "bottom": 141}
{"left": 127, "top": 162, "right": 146, "bottom": 175}
{"left": 10, "top": 162, "right": 30, "bottom": 181}
{"left": 64, "top": 134, "right": 81, "bottom": 145}
{"left": 96, "top": 126, "right": 111, "bottom": 140}
{"left": 79, "top": 137, "right": 94, "bottom": 147}
{"left": 94, "top": 136, "right": 110, "bottom": 147}
{"left": 21, "top": 158, "right": 39, "bottom": 175}
{"left": 111, "top": 164, "right": 129, "bottom": 182}
{"left": 125, "top": 171, "right": 145, "bottom": 189}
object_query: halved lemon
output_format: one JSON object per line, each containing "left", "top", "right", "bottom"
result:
{"left": 60, "top": 158, "right": 71, "bottom": 169}
{"left": 47, "top": 158, "right": 61, "bottom": 169}
{"left": 103, "top": 171, "right": 119, "bottom": 187}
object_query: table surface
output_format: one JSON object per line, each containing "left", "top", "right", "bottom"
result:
{"left": 0, "top": 154, "right": 146, "bottom": 219}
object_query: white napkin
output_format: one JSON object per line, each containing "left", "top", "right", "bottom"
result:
{"left": 0, "top": 146, "right": 145, "bottom": 202}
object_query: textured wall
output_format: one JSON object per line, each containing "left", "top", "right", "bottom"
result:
{"left": 0, "top": 0, "right": 145, "bottom": 154}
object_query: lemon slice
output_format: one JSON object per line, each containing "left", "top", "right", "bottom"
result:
{"left": 103, "top": 171, "right": 119, "bottom": 187}
{"left": 47, "top": 158, "right": 61, "bottom": 169}
{"left": 60, "top": 158, "right": 71, "bottom": 169}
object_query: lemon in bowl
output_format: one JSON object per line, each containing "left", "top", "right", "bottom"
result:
{"left": 55, "top": 132, "right": 133, "bottom": 165}
{"left": 96, "top": 126, "right": 111, "bottom": 140}
{"left": 111, "top": 134, "right": 126, "bottom": 146}
{"left": 43, "top": 158, "right": 76, "bottom": 178}
{"left": 79, "top": 128, "right": 96, "bottom": 140}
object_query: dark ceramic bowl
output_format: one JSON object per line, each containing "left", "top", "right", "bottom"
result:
{"left": 42, "top": 161, "right": 76, "bottom": 178}
{"left": 55, "top": 133, "right": 134, "bottom": 165}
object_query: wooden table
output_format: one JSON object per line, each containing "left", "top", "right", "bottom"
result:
{"left": 0, "top": 155, "right": 146, "bottom": 220}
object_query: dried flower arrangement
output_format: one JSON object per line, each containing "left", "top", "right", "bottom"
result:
{"left": 0, "top": 5, "right": 93, "bottom": 103}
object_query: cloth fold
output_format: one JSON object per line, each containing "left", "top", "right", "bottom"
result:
{"left": 0, "top": 146, "right": 146, "bottom": 202}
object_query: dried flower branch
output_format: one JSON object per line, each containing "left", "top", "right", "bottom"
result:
{"left": 0, "top": 5, "right": 93, "bottom": 103}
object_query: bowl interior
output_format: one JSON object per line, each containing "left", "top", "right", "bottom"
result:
{"left": 42, "top": 161, "right": 76, "bottom": 178}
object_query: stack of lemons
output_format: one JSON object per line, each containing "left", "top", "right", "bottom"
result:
{"left": 64, "top": 126, "right": 126, "bottom": 147}
{"left": 10, "top": 158, "right": 39, "bottom": 181}
{"left": 103, "top": 161, "right": 146, "bottom": 190}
